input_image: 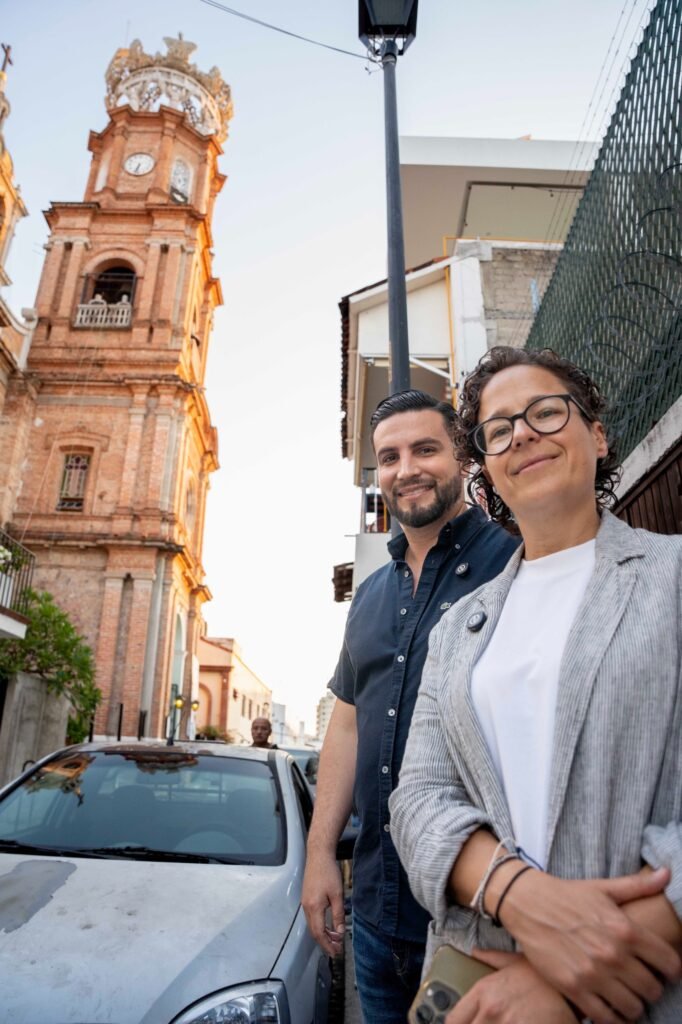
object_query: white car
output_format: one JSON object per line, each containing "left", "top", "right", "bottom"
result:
{"left": 0, "top": 740, "right": 333, "bottom": 1023}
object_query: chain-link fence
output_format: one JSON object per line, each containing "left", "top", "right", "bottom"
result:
{"left": 526, "top": 0, "right": 682, "bottom": 461}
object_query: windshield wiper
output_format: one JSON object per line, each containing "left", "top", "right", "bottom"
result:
{"left": 0, "top": 838, "right": 112, "bottom": 859}
{"left": 0, "top": 839, "right": 254, "bottom": 864}
{"left": 74, "top": 845, "right": 256, "bottom": 865}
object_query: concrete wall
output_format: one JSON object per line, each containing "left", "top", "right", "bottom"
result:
{"left": 479, "top": 243, "right": 559, "bottom": 349}
{"left": 0, "top": 672, "right": 71, "bottom": 786}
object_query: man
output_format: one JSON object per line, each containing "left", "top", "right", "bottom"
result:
{"left": 301, "top": 390, "right": 520, "bottom": 1024}
{"left": 251, "top": 717, "right": 277, "bottom": 748}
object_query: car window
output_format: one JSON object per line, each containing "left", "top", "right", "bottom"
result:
{"left": 0, "top": 750, "right": 285, "bottom": 865}
{"left": 291, "top": 764, "right": 313, "bottom": 832}
{"left": 282, "top": 749, "right": 319, "bottom": 786}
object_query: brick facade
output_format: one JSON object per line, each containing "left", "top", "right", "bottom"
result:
{"left": 1, "top": 44, "right": 231, "bottom": 738}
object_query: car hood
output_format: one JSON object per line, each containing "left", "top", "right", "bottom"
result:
{"left": 0, "top": 853, "right": 300, "bottom": 1024}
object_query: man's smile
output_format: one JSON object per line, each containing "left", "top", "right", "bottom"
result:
{"left": 396, "top": 481, "right": 435, "bottom": 500}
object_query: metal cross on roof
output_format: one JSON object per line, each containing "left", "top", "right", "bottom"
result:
{"left": 1, "top": 43, "right": 13, "bottom": 73}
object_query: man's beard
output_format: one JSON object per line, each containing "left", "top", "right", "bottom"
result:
{"left": 383, "top": 474, "right": 463, "bottom": 529}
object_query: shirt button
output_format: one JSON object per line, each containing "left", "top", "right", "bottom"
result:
{"left": 404, "top": 570, "right": 410, "bottom": 577}
{"left": 400, "top": 608, "right": 407, "bottom": 615}
{"left": 387, "top": 708, "right": 396, "bottom": 717}
{"left": 397, "top": 655, "right": 405, "bottom": 663}
{"left": 384, "top": 824, "right": 390, "bottom": 832}
{"left": 455, "top": 543, "right": 461, "bottom": 550}
{"left": 382, "top": 765, "right": 389, "bottom": 774}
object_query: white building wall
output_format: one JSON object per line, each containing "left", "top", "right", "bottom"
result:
{"left": 316, "top": 691, "right": 336, "bottom": 743}
{"left": 357, "top": 279, "right": 450, "bottom": 358}
{"left": 450, "top": 242, "right": 490, "bottom": 393}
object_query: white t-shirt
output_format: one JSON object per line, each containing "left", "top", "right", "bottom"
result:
{"left": 471, "top": 539, "right": 596, "bottom": 868}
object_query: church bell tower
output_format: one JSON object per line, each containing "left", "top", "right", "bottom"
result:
{"left": 9, "top": 36, "right": 232, "bottom": 739}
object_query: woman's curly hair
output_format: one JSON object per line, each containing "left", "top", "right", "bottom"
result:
{"left": 454, "top": 346, "right": 621, "bottom": 531}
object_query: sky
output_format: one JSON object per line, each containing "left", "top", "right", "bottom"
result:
{"left": 1, "top": 0, "right": 655, "bottom": 732}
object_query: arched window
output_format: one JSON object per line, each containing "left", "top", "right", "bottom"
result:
{"left": 57, "top": 451, "right": 91, "bottom": 512}
{"left": 170, "top": 159, "right": 192, "bottom": 204}
{"left": 76, "top": 262, "right": 136, "bottom": 328}
{"left": 89, "top": 264, "right": 136, "bottom": 305}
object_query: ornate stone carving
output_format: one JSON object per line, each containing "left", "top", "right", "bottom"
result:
{"left": 105, "top": 34, "right": 233, "bottom": 142}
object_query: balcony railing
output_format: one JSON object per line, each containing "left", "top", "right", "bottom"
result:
{"left": 74, "top": 302, "right": 132, "bottom": 329}
{"left": 360, "top": 469, "right": 390, "bottom": 534}
{"left": 0, "top": 528, "right": 35, "bottom": 619}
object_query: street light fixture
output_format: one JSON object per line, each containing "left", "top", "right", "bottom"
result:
{"left": 167, "top": 690, "right": 185, "bottom": 746}
{"left": 359, "top": 0, "right": 419, "bottom": 396}
{"left": 167, "top": 694, "right": 200, "bottom": 744}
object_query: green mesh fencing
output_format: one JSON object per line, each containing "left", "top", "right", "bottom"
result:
{"left": 526, "top": 0, "right": 682, "bottom": 460}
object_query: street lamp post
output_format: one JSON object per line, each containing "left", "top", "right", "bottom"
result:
{"left": 167, "top": 692, "right": 201, "bottom": 745}
{"left": 167, "top": 690, "right": 184, "bottom": 746}
{"left": 359, "top": 1, "right": 419, "bottom": 396}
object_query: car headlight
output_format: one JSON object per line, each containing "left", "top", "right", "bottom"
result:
{"left": 171, "top": 980, "right": 289, "bottom": 1024}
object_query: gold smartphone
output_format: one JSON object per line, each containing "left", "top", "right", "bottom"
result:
{"left": 408, "top": 944, "right": 495, "bottom": 1023}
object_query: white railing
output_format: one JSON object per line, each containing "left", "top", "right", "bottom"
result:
{"left": 74, "top": 303, "right": 132, "bottom": 328}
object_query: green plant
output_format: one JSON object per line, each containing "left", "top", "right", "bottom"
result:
{"left": 0, "top": 589, "right": 101, "bottom": 743}
{"left": 196, "top": 724, "right": 234, "bottom": 743}
{"left": 0, "top": 542, "right": 31, "bottom": 574}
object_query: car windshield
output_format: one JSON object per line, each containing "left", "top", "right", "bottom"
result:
{"left": 0, "top": 749, "right": 285, "bottom": 865}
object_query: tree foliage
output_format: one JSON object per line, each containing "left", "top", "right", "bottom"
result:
{"left": 0, "top": 589, "right": 101, "bottom": 743}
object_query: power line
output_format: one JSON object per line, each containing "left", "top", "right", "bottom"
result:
{"left": 197, "top": 0, "right": 372, "bottom": 61}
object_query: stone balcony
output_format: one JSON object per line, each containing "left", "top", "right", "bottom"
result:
{"left": 74, "top": 302, "right": 131, "bottom": 329}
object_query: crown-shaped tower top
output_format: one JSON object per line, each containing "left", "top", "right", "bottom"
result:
{"left": 105, "top": 34, "right": 233, "bottom": 142}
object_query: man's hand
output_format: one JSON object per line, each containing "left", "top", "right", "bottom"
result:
{"left": 444, "top": 951, "right": 577, "bottom": 1024}
{"left": 302, "top": 847, "right": 346, "bottom": 957}
{"left": 497, "top": 866, "right": 680, "bottom": 1023}
{"left": 301, "top": 699, "right": 356, "bottom": 956}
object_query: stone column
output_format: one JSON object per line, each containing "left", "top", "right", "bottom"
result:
{"left": 34, "top": 240, "right": 65, "bottom": 320}
{"left": 94, "top": 574, "right": 125, "bottom": 734}
{"left": 105, "top": 126, "right": 128, "bottom": 191}
{"left": 137, "top": 241, "right": 162, "bottom": 322}
{"left": 146, "top": 390, "right": 175, "bottom": 510}
{"left": 194, "top": 154, "right": 211, "bottom": 214}
{"left": 157, "top": 242, "right": 182, "bottom": 324}
{"left": 121, "top": 575, "right": 155, "bottom": 737}
{"left": 56, "top": 238, "right": 89, "bottom": 320}
{"left": 118, "top": 388, "right": 148, "bottom": 510}
{"left": 150, "top": 123, "right": 175, "bottom": 199}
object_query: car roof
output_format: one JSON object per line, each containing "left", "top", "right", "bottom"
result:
{"left": 51, "top": 740, "right": 284, "bottom": 763}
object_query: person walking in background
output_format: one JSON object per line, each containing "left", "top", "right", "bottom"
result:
{"left": 302, "top": 390, "right": 519, "bottom": 1024}
{"left": 251, "top": 717, "right": 277, "bottom": 749}
{"left": 390, "top": 347, "right": 682, "bottom": 1024}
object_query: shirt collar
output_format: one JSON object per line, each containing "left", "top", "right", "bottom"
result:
{"left": 387, "top": 504, "right": 489, "bottom": 565}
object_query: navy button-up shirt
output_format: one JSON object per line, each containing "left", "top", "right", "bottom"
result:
{"left": 330, "top": 506, "right": 520, "bottom": 942}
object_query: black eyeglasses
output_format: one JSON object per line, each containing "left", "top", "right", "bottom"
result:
{"left": 471, "top": 394, "right": 592, "bottom": 456}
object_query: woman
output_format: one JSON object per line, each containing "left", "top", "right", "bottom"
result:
{"left": 389, "top": 346, "right": 682, "bottom": 1024}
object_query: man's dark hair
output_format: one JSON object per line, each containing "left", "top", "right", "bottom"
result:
{"left": 455, "top": 346, "right": 621, "bottom": 530}
{"left": 370, "top": 389, "right": 456, "bottom": 446}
